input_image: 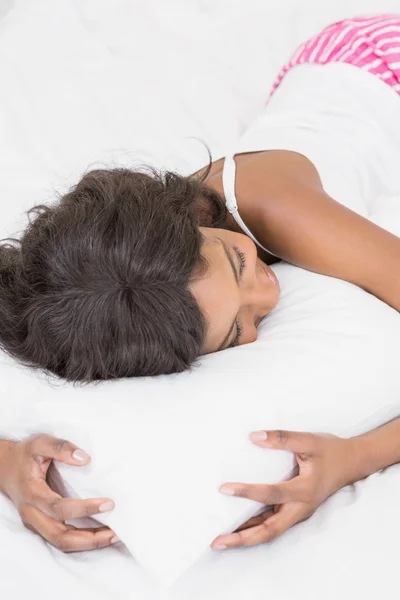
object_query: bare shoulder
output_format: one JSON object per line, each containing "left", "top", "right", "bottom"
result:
{"left": 191, "top": 150, "right": 321, "bottom": 265}
{"left": 192, "top": 149, "right": 324, "bottom": 237}
{"left": 235, "top": 150, "right": 322, "bottom": 191}
{"left": 191, "top": 150, "right": 322, "bottom": 191}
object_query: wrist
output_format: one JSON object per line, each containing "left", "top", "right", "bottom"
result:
{"left": 345, "top": 418, "right": 400, "bottom": 485}
{"left": 342, "top": 435, "right": 381, "bottom": 486}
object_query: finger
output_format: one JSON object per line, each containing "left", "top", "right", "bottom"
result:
{"left": 220, "top": 478, "right": 304, "bottom": 504}
{"left": 30, "top": 481, "right": 115, "bottom": 521}
{"left": 211, "top": 505, "right": 303, "bottom": 549}
{"left": 249, "top": 429, "right": 319, "bottom": 457}
{"left": 27, "top": 434, "right": 90, "bottom": 466}
{"left": 234, "top": 509, "right": 275, "bottom": 532}
{"left": 22, "top": 506, "right": 119, "bottom": 552}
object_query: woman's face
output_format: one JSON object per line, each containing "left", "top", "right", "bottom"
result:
{"left": 190, "top": 227, "right": 280, "bottom": 355}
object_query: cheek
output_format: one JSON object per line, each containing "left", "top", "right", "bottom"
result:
{"left": 189, "top": 276, "right": 239, "bottom": 350}
{"left": 195, "top": 278, "right": 233, "bottom": 315}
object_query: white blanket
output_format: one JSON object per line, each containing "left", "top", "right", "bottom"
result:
{"left": 1, "top": 1, "right": 400, "bottom": 598}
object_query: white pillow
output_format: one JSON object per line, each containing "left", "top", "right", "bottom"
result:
{"left": 4, "top": 247, "right": 399, "bottom": 588}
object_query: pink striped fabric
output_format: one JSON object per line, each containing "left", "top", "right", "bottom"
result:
{"left": 270, "top": 14, "right": 400, "bottom": 99}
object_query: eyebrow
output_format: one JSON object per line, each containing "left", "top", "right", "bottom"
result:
{"left": 215, "top": 238, "right": 240, "bottom": 351}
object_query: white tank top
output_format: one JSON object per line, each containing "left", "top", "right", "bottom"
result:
{"left": 221, "top": 62, "right": 400, "bottom": 258}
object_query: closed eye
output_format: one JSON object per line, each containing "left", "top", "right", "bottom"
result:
{"left": 230, "top": 320, "right": 242, "bottom": 347}
{"left": 215, "top": 238, "right": 247, "bottom": 351}
{"left": 234, "top": 246, "right": 246, "bottom": 278}
{"left": 228, "top": 246, "right": 247, "bottom": 348}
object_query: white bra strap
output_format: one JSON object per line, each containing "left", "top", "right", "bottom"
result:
{"left": 222, "top": 155, "right": 238, "bottom": 213}
{"left": 222, "top": 155, "right": 279, "bottom": 258}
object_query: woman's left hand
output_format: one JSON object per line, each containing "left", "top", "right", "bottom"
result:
{"left": 211, "top": 429, "right": 360, "bottom": 550}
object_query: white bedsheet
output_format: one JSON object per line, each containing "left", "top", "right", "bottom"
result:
{"left": 1, "top": 0, "right": 400, "bottom": 598}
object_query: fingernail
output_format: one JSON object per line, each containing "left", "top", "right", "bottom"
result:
{"left": 250, "top": 431, "right": 268, "bottom": 442}
{"left": 99, "top": 501, "right": 115, "bottom": 513}
{"left": 220, "top": 486, "right": 236, "bottom": 496}
{"left": 72, "top": 449, "right": 90, "bottom": 462}
{"left": 213, "top": 544, "right": 227, "bottom": 550}
{"left": 111, "top": 536, "right": 120, "bottom": 544}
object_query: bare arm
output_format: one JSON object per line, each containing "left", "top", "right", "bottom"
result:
{"left": 231, "top": 151, "right": 400, "bottom": 312}
{"left": 348, "top": 417, "right": 400, "bottom": 481}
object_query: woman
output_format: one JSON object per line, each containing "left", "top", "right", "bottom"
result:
{"left": 1, "top": 14, "right": 400, "bottom": 553}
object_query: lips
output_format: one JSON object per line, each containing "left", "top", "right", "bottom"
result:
{"left": 261, "top": 262, "right": 278, "bottom": 286}
{"left": 266, "top": 268, "right": 278, "bottom": 286}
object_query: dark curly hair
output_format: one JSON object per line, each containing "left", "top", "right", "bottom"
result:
{"left": 0, "top": 160, "right": 227, "bottom": 382}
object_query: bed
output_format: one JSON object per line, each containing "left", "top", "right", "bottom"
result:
{"left": 1, "top": 1, "right": 400, "bottom": 598}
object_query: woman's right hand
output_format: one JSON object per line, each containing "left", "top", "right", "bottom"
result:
{"left": 0, "top": 434, "right": 119, "bottom": 552}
